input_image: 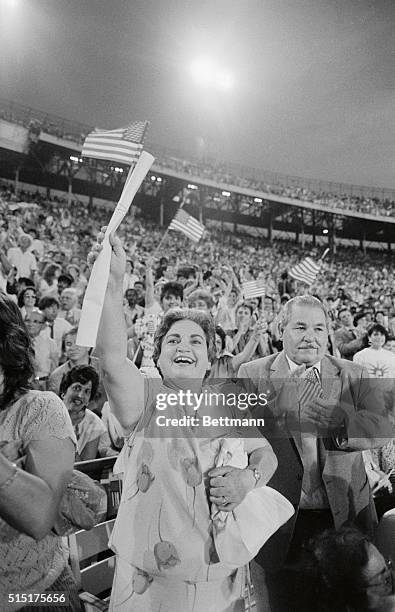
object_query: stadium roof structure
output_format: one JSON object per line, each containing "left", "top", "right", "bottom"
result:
{"left": 0, "top": 98, "right": 394, "bottom": 248}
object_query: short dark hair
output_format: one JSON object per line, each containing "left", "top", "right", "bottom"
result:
{"left": 17, "top": 286, "right": 37, "bottom": 308}
{"left": 38, "top": 296, "right": 60, "bottom": 310}
{"left": 125, "top": 288, "right": 138, "bottom": 299}
{"left": 236, "top": 302, "right": 254, "bottom": 316}
{"left": 307, "top": 527, "right": 372, "bottom": 611}
{"left": 367, "top": 323, "right": 388, "bottom": 342}
{"left": 59, "top": 365, "right": 99, "bottom": 401}
{"left": 17, "top": 277, "right": 35, "bottom": 288}
{"left": 58, "top": 273, "right": 73, "bottom": 287}
{"left": 160, "top": 281, "right": 183, "bottom": 303}
{"left": 0, "top": 294, "right": 35, "bottom": 408}
{"left": 354, "top": 312, "right": 367, "bottom": 326}
{"left": 215, "top": 325, "right": 226, "bottom": 352}
{"left": 153, "top": 308, "right": 215, "bottom": 364}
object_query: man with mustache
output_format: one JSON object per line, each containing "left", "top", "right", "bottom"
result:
{"left": 239, "top": 295, "right": 392, "bottom": 612}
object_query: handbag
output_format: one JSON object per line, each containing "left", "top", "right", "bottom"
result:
{"left": 53, "top": 470, "right": 107, "bottom": 536}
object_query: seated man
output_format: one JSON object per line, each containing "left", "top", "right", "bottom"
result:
{"left": 58, "top": 288, "right": 82, "bottom": 326}
{"left": 25, "top": 308, "right": 59, "bottom": 386}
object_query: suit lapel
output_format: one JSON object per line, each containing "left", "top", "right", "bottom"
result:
{"left": 269, "top": 353, "right": 304, "bottom": 459}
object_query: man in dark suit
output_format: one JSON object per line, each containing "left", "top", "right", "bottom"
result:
{"left": 334, "top": 307, "right": 366, "bottom": 360}
{"left": 239, "top": 295, "right": 392, "bottom": 612}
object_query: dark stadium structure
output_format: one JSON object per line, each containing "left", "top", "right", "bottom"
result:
{"left": 1, "top": 98, "right": 394, "bottom": 251}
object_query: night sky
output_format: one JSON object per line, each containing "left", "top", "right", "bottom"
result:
{"left": 1, "top": 0, "right": 394, "bottom": 188}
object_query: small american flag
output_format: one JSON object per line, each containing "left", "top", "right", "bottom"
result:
{"left": 81, "top": 120, "right": 149, "bottom": 166}
{"left": 168, "top": 209, "right": 205, "bottom": 243}
{"left": 242, "top": 279, "right": 266, "bottom": 299}
{"left": 289, "top": 257, "right": 321, "bottom": 286}
{"left": 299, "top": 367, "right": 322, "bottom": 405}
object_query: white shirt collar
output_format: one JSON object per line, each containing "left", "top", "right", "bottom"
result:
{"left": 285, "top": 354, "right": 321, "bottom": 374}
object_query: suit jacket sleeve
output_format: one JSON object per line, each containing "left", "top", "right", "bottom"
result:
{"left": 338, "top": 366, "right": 394, "bottom": 451}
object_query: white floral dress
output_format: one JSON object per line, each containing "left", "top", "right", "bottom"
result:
{"left": 109, "top": 380, "right": 268, "bottom": 612}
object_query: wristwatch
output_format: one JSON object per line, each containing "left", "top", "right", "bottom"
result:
{"left": 248, "top": 467, "right": 262, "bottom": 487}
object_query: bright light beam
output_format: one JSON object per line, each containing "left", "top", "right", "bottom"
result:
{"left": 190, "top": 57, "right": 235, "bottom": 91}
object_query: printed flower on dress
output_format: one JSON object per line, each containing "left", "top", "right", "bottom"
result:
{"left": 137, "top": 440, "right": 154, "bottom": 465}
{"left": 180, "top": 456, "right": 202, "bottom": 487}
{"left": 154, "top": 541, "right": 181, "bottom": 570}
{"left": 132, "top": 569, "right": 153, "bottom": 594}
{"left": 136, "top": 463, "right": 155, "bottom": 493}
{"left": 167, "top": 438, "right": 189, "bottom": 471}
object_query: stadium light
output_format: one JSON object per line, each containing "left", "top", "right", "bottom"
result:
{"left": 216, "top": 70, "right": 235, "bottom": 91}
{"left": 322, "top": 229, "right": 329, "bottom": 234}
{"left": 190, "top": 57, "right": 234, "bottom": 92}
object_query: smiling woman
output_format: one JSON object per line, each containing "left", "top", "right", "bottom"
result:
{"left": 59, "top": 365, "right": 106, "bottom": 461}
{"left": 90, "top": 227, "right": 280, "bottom": 612}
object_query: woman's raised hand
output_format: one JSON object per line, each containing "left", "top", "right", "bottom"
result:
{"left": 87, "top": 226, "right": 126, "bottom": 285}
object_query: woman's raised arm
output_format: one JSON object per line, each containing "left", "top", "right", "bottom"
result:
{"left": 93, "top": 229, "right": 145, "bottom": 429}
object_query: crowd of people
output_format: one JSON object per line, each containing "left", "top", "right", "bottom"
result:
{"left": 0, "top": 173, "right": 395, "bottom": 611}
{"left": 1, "top": 102, "right": 395, "bottom": 217}
{"left": 153, "top": 154, "right": 395, "bottom": 217}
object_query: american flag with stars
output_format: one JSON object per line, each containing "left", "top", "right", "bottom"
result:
{"left": 242, "top": 279, "right": 266, "bottom": 299}
{"left": 168, "top": 209, "right": 205, "bottom": 243}
{"left": 81, "top": 120, "right": 149, "bottom": 166}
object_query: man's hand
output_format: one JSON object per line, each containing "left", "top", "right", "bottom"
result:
{"left": 302, "top": 397, "right": 346, "bottom": 433}
{"left": 208, "top": 466, "right": 255, "bottom": 512}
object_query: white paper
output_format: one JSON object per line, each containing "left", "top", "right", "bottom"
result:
{"left": 76, "top": 151, "right": 155, "bottom": 347}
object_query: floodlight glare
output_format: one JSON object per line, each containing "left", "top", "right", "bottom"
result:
{"left": 190, "top": 57, "right": 214, "bottom": 87}
{"left": 190, "top": 57, "right": 234, "bottom": 91}
{"left": 216, "top": 70, "right": 234, "bottom": 91}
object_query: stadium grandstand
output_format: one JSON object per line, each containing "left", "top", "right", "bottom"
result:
{"left": 1, "top": 97, "right": 395, "bottom": 612}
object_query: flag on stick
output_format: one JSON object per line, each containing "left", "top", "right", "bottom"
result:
{"left": 242, "top": 279, "right": 266, "bottom": 299}
{"left": 289, "top": 257, "right": 321, "bottom": 286}
{"left": 81, "top": 121, "right": 149, "bottom": 166}
{"left": 168, "top": 209, "right": 205, "bottom": 242}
